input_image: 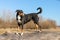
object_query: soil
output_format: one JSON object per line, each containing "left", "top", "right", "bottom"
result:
{"left": 0, "top": 31, "right": 60, "bottom": 40}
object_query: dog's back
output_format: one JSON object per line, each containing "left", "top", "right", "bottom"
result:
{"left": 17, "top": 7, "right": 42, "bottom": 24}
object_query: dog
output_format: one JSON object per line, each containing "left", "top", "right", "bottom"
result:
{"left": 16, "top": 7, "right": 42, "bottom": 35}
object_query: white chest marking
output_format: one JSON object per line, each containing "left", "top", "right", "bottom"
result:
{"left": 17, "top": 15, "right": 21, "bottom": 22}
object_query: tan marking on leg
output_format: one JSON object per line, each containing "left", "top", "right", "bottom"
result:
{"left": 35, "top": 24, "right": 42, "bottom": 32}
{"left": 15, "top": 26, "right": 20, "bottom": 35}
{"left": 17, "top": 26, "right": 20, "bottom": 32}
{"left": 35, "top": 24, "right": 39, "bottom": 29}
{"left": 21, "top": 29, "right": 23, "bottom": 36}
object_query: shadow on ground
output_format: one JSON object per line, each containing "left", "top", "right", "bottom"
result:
{"left": 0, "top": 31, "right": 60, "bottom": 40}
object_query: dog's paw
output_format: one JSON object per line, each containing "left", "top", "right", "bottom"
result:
{"left": 38, "top": 30, "right": 42, "bottom": 32}
{"left": 14, "top": 32, "right": 23, "bottom": 36}
{"left": 39, "top": 31, "right": 42, "bottom": 32}
{"left": 21, "top": 32, "right": 23, "bottom": 36}
{"left": 14, "top": 32, "right": 19, "bottom": 35}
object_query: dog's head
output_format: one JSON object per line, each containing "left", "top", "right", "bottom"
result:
{"left": 16, "top": 10, "right": 24, "bottom": 16}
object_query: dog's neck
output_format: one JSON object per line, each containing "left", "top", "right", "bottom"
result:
{"left": 17, "top": 15, "right": 21, "bottom": 23}
{"left": 18, "top": 13, "right": 24, "bottom": 19}
{"left": 17, "top": 13, "right": 25, "bottom": 23}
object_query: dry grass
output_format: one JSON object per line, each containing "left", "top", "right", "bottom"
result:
{"left": 0, "top": 11, "right": 59, "bottom": 35}
{"left": 0, "top": 28, "right": 60, "bottom": 40}
{"left": 0, "top": 28, "right": 60, "bottom": 34}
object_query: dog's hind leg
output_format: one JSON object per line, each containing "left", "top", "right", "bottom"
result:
{"left": 35, "top": 23, "right": 42, "bottom": 32}
{"left": 35, "top": 24, "right": 38, "bottom": 30}
{"left": 38, "top": 24, "right": 42, "bottom": 32}
{"left": 34, "top": 21, "right": 42, "bottom": 32}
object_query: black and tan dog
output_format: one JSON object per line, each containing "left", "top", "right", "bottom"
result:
{"left": 16, "top": 7, "right": 42, "bottom": 35}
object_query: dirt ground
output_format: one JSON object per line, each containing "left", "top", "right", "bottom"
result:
{"left": 0, "top": 29, "right": 60, "bottom": 40}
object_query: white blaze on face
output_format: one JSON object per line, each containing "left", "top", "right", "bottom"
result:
{"left": 18, "top": 15, "right": 21, "bottom": 22}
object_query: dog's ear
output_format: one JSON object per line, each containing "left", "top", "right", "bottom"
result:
{"left": 16, "top": 10, "right": 20, "bottom": 12}
{"left": 16, "top": 10, "right": 23, "bottom": 13}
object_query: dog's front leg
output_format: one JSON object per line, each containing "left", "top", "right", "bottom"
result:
{"left": 20, "top": 22, "right": 24, "bottom": 36}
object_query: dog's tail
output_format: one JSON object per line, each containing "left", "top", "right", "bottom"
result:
{"left": 37, "top": 7, "right": 42, "bottom": 14}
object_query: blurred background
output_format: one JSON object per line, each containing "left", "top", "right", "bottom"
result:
{"left": 0, "top": 0, "right": 60, "bottom": 29}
